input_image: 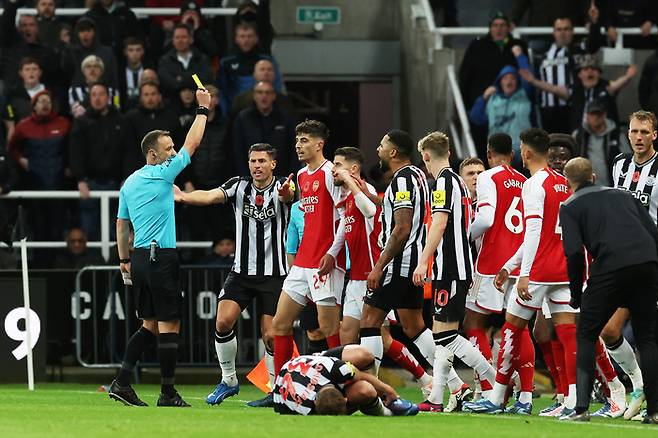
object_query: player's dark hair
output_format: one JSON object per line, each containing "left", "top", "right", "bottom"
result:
{"left": 630, "top": 110, "right": 658, "bottom": 131}
{"left": 487, "top": 133, "right": 513, "bottom": 155}
{"left": 519, "top": 127, "right": 550, "bottom": 155}
{"left": 386, "top": 129, "right": 414, "bottom": 158}
{"left": 248, "top": 143, "right": 277, "bottom": 160}
{"left": 296, "top": 119, "right": 329, "bottom": 141}
{"left": 459, "top": 157, "right": 485, "bottom": 174}
{"left": 334, "top": 147, "right": 364, "bottom": 166}
{"left": 141, "top": 130, "right": 170, "bottom": 157}
{"left": 315, "top": 386, "right": 347, "bottom": 416}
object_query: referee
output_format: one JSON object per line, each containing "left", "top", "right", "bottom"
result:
{"left": 108, "top": 87, "right": 211, "bottom": 407}
{"left": 559, "top": 157, "right": 658, "bottom": 423}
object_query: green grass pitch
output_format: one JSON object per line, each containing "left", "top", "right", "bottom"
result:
{"left": 0, "top": 383, "right": 656, "bottom": 437}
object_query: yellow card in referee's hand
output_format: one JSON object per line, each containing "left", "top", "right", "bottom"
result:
{"left": 192, "top": 74, "right": 205, "bottom": 90}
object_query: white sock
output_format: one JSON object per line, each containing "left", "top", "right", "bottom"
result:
{"left": 512, "top": 371, "right": 521, "bottom": 390}
{"left": 492, "top": 337, "right": 501, "bottom": 365}
{"left": 518, "top": 391, "right": 532, "bottom": 404}
{"left": 608, "top": 338, "right": 643, "bottom": 392}
{"left": 489, "top": 382, "right": 507, "bottom": 406}
{"left": 361, "top": 397, "right": 393, "bottom": 416}
{"left": 447, "top": 367, "right": 465, "bottom": 392}
{"left": 429, "top": 345, "right": 453, "bottom": 405}
{"left": 360, "top": 334, "right": 383, "bottom": 375}
{"left": 215, "top": 331, "right": 238, "bottom": 387}
{"left": 564, "top": 383, "right": 577, "bottom": 409}
{"left": 446, "top": 335, "right": 495, "bottom": 387}
{"left": 419, "top": 372, "right": 433, "bottom": 388}
{"left": 413, "top": 328, "right": 436, "bottom": 366}
{"left": 557, "top": 394, "right": 565, "bottom": 405}
{"left": 265, "top": 349, "right": 275, "bottom": 391}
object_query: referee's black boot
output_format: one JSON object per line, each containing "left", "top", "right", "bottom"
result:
{"left": 108, "top": 380, "right": 148, "bottom": 406}
{"left": 642, "top": 412, "right": 658, "bottom": 424}
{"left": 157, "top": 391, "right": 191, "bottom": 407}
{"left": 246, "top": 392, "right": 274, "bottom": 408}
{"left": 558, "top": 409, "right": 590, "bottom": 422}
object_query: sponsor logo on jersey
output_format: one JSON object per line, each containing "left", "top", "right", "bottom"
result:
{"left": 242, "top": 203, "right": 276, "bottom": 221}
{"left": 431, "top": 190, "right": 446, "bottom": 207}
{"left": 394, "top": 191, "right": 411, "bottom": 203}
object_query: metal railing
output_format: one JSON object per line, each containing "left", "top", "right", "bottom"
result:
{"left": 446, "top": 64, "right": 477, "bottom": 158}
{"left": 2, "top": 7, "right": 237, "bottom": 17}
{"left": 3, "top": 190, "right": 212, "bottom": 260}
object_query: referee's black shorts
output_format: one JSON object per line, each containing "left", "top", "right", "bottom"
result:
{"left": 132, "top": 248, "right": 181, "bottom": 321}
{"left": 219, "top": 271, "right": 283, "bottom": 316}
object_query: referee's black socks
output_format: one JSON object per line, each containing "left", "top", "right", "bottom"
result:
{"left": 117, "top": 326, "right": 156, "bottom": 386}
{"left": 158, "top": 332, "right": 179, "bottom": 396}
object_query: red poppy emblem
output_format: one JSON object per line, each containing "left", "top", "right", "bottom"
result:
{"left": 255, "top": 194, "right": 264, "bottom": 206}
{"left": 632, "top": 171, "right": 640, "bottom": 183}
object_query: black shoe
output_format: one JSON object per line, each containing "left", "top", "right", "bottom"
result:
{"left": 246, "top": 392, "right": 274, "bottom": 408}
{"left": 642, "top": 412, "right": 658, "bottom": 424}
{"left": 108, "top": 380, "right": 148, "bottom": 406}
{"left": 157, "top": 391, "right": 191, "bottom": 407}
{"left": 559, "top": 410, "right": 590, "bottom": 422}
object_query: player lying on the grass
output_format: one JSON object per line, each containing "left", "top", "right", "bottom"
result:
{"left": 174, "top": 143, "right": 295, "bottom": 407}
{"left": 273, "top": 345, "right": 419, "bottom": 416}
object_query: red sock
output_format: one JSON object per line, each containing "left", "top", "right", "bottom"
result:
{"left": 518, "top": 328, "right": 535, "bottom": 393}
{"left": 327, "top": 333, "right": 341, "bottom": 349}
{"left": 538, "top": 341, "right": 564, "bottom": 395}
{"left": 466, "top": 328, "right": 493, "bottom": 361}
{"left": 551, "top": 339, "right": 567, "bottom": 395}
{"left": 554, "top": 324, "right": 577, "bottom": 386}
{"left": 495, "top": 322, "right": 522, "bottom": 386}
{"left": 467, "top": 328, "right": 494, "bottom": 391}
{"left": 385, "top": 339, "right": 426, "bottom": 379}
{"left": 274, "top": 335, "right": 294, "bottom": 374}
{"left": 595, "top": 338, "right": 618, "bottom": 382}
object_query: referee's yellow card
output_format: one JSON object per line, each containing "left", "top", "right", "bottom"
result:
{"left": 192, "top": 74, "right": 204, "bottom": 89}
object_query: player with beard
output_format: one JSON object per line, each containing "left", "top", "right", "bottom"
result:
{"left": 174, "top": 143, "right": 294, "bottom": 406}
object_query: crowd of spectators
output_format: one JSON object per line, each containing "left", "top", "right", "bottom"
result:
{"left": 0, "top": 0, "right": 293, "bottom": 267}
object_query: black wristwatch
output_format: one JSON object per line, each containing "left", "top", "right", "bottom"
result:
{"left": 119, "top": 258, "right": 131, "bottom": 264}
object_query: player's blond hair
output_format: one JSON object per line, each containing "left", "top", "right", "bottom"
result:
{"left": 629, "top": 110, "right": 658, "bottom": 131}
{"left": 418, "top": 131, "right": 450, "bottom": 158}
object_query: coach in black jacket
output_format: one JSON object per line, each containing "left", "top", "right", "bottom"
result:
{"left": 559, "top": 157, "right": 658, "bottom": 423}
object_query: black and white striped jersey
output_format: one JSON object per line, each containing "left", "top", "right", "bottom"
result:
{"left": 431, "top": 167, "right": 474, "bottom": 281}
{"left": 380, "top": 164, "right": 429, "bottom": 284}
{"left": 220, "top": 176, "right": 291, "bottom": 277}
{"left": 612, "top": 152, "right": 658, "bottom": 224}
{"left": 539, "top": 44, "right": 572, "bottom": 108}
{"left": 273, "top": 354, "right": 357, "bottom": 416}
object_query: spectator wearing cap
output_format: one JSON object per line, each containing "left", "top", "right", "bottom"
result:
{"left": 548, "top": 133, "right": 576, "bottom": 174}
{"left": 7, "top": 89, "right": 70, "bottom": 241}
{"left": 217, "top": 22, "right": 283, "bottom": 115}
{"left": 157, "top": 23, "right": 213, "bottom": 98}
{"left": 531, "top": 9, "right": 604, "bottom": 134}
{"left": 68, "top": 54, "right": 120, "bottom": 118}
{"left": 6, "top": 57, "right": 47, "bottom": 123}
{"left": 0, "top": 1, "right": 59, "bottom": 90}
{"left": 231, "top": 81, "right": 297, "bottom": 177}
{"left": 458, "top": 11, "right": 527, "bottom": 158}
{"left": 61, "top": 17, "right": 119, "bottom": 94}
{"left": 520, "top": 54, "right": 636, "bottom": 131}
{"left": 229, "top": 58, "right": 294, "bottom": 121}
{"left": 468, "top": 47, "right": 534, "bottom": 166}
{"left": 83, "top": 0, "right": 140, "bottom": 60}
{"left": 572, "top": 99, "right": 630, "bottom": 187}
{"left": 70, "top": 82, "right": 130, "bottom": 240}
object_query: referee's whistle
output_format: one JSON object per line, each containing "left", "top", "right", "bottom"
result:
{"left": 150, "top": 240, "right": 157, "bottom": 262}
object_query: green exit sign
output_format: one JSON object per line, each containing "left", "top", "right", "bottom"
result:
{"left": 296, "top": 6, "right": 341, "bottom": 25}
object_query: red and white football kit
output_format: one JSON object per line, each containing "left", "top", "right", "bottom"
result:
{"left": 467, "top": 165, "right": 526, "bottom": 315}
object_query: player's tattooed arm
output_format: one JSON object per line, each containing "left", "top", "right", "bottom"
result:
{"left": 174, "top": 185, "right": 226, "bottom": 205}
{"left": 367, "top": 208, "right": 411, "bottom": 290}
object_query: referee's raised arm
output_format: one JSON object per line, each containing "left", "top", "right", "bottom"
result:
{"left": 181, "top": 88, "right": 212, "bottom": 157}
